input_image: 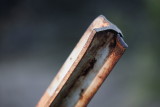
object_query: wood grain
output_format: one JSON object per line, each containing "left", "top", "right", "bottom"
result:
{"left": 37, "top": 15, "right": 127, "bottom": 107}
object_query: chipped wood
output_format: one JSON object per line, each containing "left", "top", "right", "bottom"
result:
{"left": 37, "top": 15, "right": 128, "bottom": 107}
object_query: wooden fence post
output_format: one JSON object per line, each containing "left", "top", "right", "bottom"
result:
{"left": 37, "top": 15, "right": 128, "bottom": 107}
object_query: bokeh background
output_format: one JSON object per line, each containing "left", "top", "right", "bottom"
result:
{"left": 0, "top": 0, "right": 160, "bottom": 107}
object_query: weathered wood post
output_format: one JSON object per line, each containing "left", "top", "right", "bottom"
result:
{"left": 37, "top": 15, "right": 128, "bottom": 107}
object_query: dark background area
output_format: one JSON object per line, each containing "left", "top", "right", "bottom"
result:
{"left": 0, "top": 0, "right": 160, "bottom": 107}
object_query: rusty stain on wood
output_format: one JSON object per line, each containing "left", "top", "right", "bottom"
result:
{"left": 37, "top": 15, "right": 128, "bottom": 107}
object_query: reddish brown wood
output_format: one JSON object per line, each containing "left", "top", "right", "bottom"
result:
{"left": 37, "top": 15, "right": 127, "bottom": 107}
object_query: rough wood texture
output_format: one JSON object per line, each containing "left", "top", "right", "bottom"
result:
{"left": 37, "top": 15, "right": 128, "bottom": 107}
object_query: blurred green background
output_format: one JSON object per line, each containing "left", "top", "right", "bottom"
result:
{"left": 0, "top": 0, "right": 160, "bottom": 107}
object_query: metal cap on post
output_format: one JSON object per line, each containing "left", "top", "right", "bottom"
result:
{"left": 37, "top": 15, "right": 128, "bottom": 107}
